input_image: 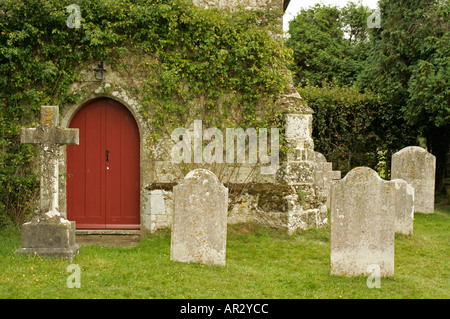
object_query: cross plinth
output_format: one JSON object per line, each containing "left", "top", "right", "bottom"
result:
{"left": 15, "top": 105, "right": 80, "bottom": 261}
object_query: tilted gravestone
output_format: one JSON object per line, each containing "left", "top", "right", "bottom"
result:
{"left": 392, "top": 179, "right": 415, "bottom": 235}
{"left": 391, "top": 146, "right": 436, "bottom": 214}
{"left": 170, "top": 169, "right": 228, "bottom": 266}
{"left": 15, "top": 106, "right": 80, "bottom": 261}
{"left": 330, "top": 167, "right": 395, "bottom": 277}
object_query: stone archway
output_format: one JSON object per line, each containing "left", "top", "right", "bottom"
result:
{"left": 66, "top": 97, "right": 140, "bottom": 229}
{"left": 59, "top": 86, "right": 153, "bottom": 233}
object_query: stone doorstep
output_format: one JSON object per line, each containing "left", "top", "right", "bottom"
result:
{"left": 75, "top": 229, "right": 141, "bottom": 247}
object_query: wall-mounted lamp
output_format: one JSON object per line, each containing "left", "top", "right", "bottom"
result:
{"left": 93, "top": 62, "right": 106, "bottom": 81}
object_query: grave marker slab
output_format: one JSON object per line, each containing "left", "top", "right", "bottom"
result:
{"left": 392, "top": 179, "right": 415, "bottom": 235}
{"left": 330, "top": 167, "right": 395, "bottom": 277}
{"left": 170, "top": 169, "right": 228, "bottom": 266}
{"left": 391, "top": 146, "right": 436, "bottom": 214}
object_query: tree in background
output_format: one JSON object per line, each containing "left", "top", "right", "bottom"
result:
{"left": 298, "top": 82, "right": 406, "bottom": 177}
{"left": 286, "top": 1, "right": 416, "bottom": 178}
{"left": 286, "top": 2, "right": 371, "bottom": 87}
{"left": 357, "top": 0, "right": 450, "bottom": 191}
{"left": 287, "top": 0, "right": 449, "bottom": 193}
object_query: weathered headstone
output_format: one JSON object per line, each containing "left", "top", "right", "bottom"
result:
{"left": 391, "top": 146, "right": 436, "bottom": 214}
{"left": 15, "top": 106, "right": 80, "bottom": 261}
{"left": 170, "top": 169, "right": 228, "bottom": 266}
{"left": 392, "top": 179, "right": 415, "bottom": 235}
{"left": 313, "top": 152, "right": 341, "bottom": 209}
{"left": 330, "top": 167, "right": 395, "bottom": 277}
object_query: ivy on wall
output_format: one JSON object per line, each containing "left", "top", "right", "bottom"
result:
{"left": 0, "top": 0, "right": 291, "bottom": 226}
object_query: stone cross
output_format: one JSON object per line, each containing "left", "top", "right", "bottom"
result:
{"left": 21, "top": 105, "right": 79, "bottom": 216}
{"left": 16, "top": 105, "right": 80, "bottom": 261}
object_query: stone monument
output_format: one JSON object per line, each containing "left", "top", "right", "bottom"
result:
{"left": 330, "top": 167, "right": 395, "bottom": 277}
{"left": 392, "top": 179, "right": 415, "bottom": 235}
{"left": 15, "top": 106, "right": 80, "bottom": 261}
{"left": 391, "top": 146, "right": 436, "bottom": 214}
{"left": 170, "top": 169, "right": 228, "bottom": 266}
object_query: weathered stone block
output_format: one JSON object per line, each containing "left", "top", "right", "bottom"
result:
{"left": 285, "top": 114, "right": 313, "bottom": 140}
{"left": 313, "top": 152, "right": 341, "bottom": 209}
{"left": 277, "top": 161, "right": 315, "bottom": 184}
{"left": 15, "top": 215, "right": 80, "bottom": 261}
{"left": 287, "top": 207, "right": 327, "bottom": 234}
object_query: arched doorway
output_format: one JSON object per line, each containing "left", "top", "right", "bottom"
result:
{"left": 66, "top": 98, "right": 140, "bottom": 229}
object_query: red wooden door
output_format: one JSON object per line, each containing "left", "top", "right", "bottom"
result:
{"left": 67, "top": 98, "right": 140, "bottom": 229}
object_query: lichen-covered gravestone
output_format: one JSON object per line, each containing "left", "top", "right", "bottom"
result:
{"left": 330, "top": 167, "right": 395, "bottom": 277}
{"left": 15, "top": 106, "right": 80, "bottom": 261}
{"left": 170, "top": 169, "right": 228, "bottom": 266}
{"left": 392, "top": 179, "right": 415, "bottom": 235}
{"left": 391, "top": 146, "right": 436, "bottom": 214}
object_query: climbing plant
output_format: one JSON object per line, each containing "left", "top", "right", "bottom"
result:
{"left": 0, "top": 0, "right": 291, "bottom": 227}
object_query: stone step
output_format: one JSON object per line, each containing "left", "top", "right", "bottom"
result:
{"left": 75, "top": 230, "right": 140, "bottom": 247}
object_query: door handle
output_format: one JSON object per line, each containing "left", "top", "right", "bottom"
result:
{"left": 106, "top": 150, "right": 110, "bottom": 162}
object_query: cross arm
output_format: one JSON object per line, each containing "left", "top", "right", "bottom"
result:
{"left": 20, "top": 127, "right": 79, "bottom": 146}
{"left": 56, "top": 128, "right": 79, "bottom": 145}
{"left": 20, "top": 128, "right": 39, "bottom": 144}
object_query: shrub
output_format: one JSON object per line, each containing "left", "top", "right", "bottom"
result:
{"left": 298, "top": 82, "right": 415, "bottom": 176}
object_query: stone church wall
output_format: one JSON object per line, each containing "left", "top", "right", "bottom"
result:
{"left": 57, "top": 0, "right": 327, "bottom": 235}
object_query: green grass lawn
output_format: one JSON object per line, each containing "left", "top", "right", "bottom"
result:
{"left": 0, "top": 204, "right": 448, "bottom": 299}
